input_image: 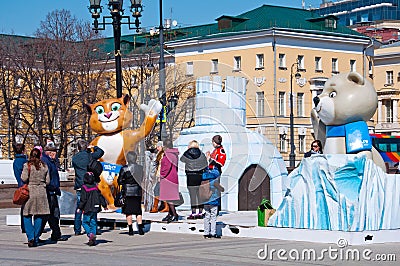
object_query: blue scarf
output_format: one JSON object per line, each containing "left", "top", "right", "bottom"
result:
{"left": 326, "top": 121, "right": 372, "bottom": 153}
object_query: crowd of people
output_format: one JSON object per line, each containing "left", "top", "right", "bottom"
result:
{"left": 13, "top": 142, "right": 69, "bottom": 248}
{"left": 12, "top": 135, "right": 326, "bottom": 247}
{"left": 11, "top": 134, "right": 241, "bottom": 247}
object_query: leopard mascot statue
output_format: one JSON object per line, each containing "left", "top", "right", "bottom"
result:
{"left": 85, "top": 94, "right": 162, "bottom": 210}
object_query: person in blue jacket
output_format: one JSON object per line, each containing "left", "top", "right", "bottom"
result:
{"left": 202, "top": 171, "right": 224, "bottom": 239}
{"left": 12, "top": 143, "right": 28, "bottom": 233}
{"left": 40, "top": 141, "right": 68, "bottom": 242}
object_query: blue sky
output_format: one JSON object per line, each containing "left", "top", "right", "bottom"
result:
{"left": 0, "top": 0, "right": 323, "bottom": 37}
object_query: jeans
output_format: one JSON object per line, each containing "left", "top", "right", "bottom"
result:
{"left": 82, "top": 212, "right": 97, "bottom": 237}
{"left": 74, "top": 190, "right": 82, "bottom": 234}
{"left": 203, "top": 204, "right": 218, "bottom": 236}
{"left": 40, "top": 194, "right": 62, "bottom": 240}
{"left": 24, "top": 215, "right": 44, "bottom": 243}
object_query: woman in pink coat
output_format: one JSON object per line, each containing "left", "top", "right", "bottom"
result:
{"left": 159, "top": 139, "right": 180, "bottom": 223}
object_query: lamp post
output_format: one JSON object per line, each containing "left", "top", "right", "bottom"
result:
{"left": 137, "top": 55, "right": 154, "bottom": 166}
{"left": 157, "top": 0, "right": 167, "bottom": 141}
{"left": 88, "top": 0, "right": 143, "bottom": 98}
{"left": 289, "top": 60, "right": 301, "bottom": 169}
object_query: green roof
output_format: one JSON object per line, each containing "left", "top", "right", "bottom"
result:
{"left": 162, "top": 5, "right": 368, "bottom": 43}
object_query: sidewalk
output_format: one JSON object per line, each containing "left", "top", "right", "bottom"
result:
{"left": 56, "top": 209, "right": 400, "bottom": 245}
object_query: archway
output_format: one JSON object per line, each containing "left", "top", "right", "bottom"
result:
{"left": 238, "top": 164, "right": 270, "bottom": 211}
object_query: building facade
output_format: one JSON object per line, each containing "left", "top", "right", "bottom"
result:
{"left": 317, "top": 0, "right": 400, "bottom": 27}
{"left": 166, "top": 5, "right": 372, "bottom": 166}
{"left": 373, "top": 42, "right": 400, "bottom": 135}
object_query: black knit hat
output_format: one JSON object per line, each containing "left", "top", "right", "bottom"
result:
{"left": 84, "top": 172, "right": 95, "bottom": 185}
{"left": 212, "top": 135, "right": 222, "bottom": 145}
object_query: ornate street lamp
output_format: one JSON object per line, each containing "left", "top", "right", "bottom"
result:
{"left": 289, "top": 60, "right": 301, "bottom": 169}
{"left": 158, "top": 0, "right": 167, "bottom": 141}
{"left": 88, "top": 0, "right": 143, "bottom": 98}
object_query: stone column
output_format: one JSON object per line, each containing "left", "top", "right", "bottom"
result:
{"left": 393, "top": 99, "right": 398, "bottom": 124}
{"left": 377, "top": 100, "right": 382, "bottom": 124}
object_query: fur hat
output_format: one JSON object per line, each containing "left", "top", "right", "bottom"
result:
{"left": 212, "top": 135, "right": 222, "bottom": 145}
{"left": 44, "top": 141, "right": 58, "bottom": 151}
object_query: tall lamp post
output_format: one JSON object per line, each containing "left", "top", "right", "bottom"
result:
{"left": 88, "top": 0, "right": 143, "bottom": 98}
{"left": 157, "top": 0, "right": 167, "bottom": 141}
{"left": 289, "top": 60, "right": 301, "bottom": 169}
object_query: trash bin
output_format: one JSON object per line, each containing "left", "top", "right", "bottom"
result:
{"left": 257, "top": 199, "right": 276, "bottom": 227}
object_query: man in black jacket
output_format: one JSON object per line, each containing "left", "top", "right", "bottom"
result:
{"left": 72, "top": 139, "right": 104, "bottom": 236}
{"left": 40, "top": 141, "right": 68, "bottom": 242}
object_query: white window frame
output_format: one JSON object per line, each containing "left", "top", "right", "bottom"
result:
{"left": 386, "top": 71, "right": 394, "bottom": 85}
{"left": 279, "top": 53, "right": 286, "bottom": 68}
{"left": 106, "top": 78, "right": 111, "bottom": 89}
{"left": 280, "top": 134, "right": 287, "bottom": 152}
{"left": 297, "top": 92, "right": 304, "bottom": 117}
{"left": 72, "top": 109, "right": 79, "bottom": 127}
{"left": 384, "top": 99, "right": 393, "bottom": 122}
{"left": 256, "top": 54, "right": 264, "bottom": 69}
{"left": 279, "top": 91, "right": 286, "bottom": 116}
{"left": 256, "top": 91, "right": 265, "bottom": 117}
{"left": 186, "top": 61, "right": 193, "bottom": 76}
{"left": 325, "top": 18, "right": 337, "bottom": 29}
{"left": 17, "top": 108, "right": 22, "bottom": 129}
{"left": 332, "top": 58, "right": 338, "bottom": 73}
{"left": 53, "top": 111, "right": 61, "bottom": 129}
{"left": 211, "top": 59, "right": 218, "bottom": 73}
{"left": 299, "top": 135, "right": 306, "bottom": 153}
{"left": 315, "top": 57, "right": 322, "bottom": 71}
{"left": 233, "top": 56, "right": 241, "bottom": 71}
{"left": 297, "top": 55, "right": 305, "bottom": 70}
{"left": 350, "top": 59, "right": 356, "bottom": 72}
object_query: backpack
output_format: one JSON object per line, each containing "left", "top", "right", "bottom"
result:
{"left": 87, "top": 157, "right": 103, "bottom": 181}
{"left": 199, "top": 180, "right": 212, "bottom": 203}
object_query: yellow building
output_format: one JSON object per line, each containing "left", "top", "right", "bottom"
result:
{"left": 166, "top": 5, "right": 372, "bottom": 166}
{"left": 373, "top": 42, "right": 400, "bottom": 135}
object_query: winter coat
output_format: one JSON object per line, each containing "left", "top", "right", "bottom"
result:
{"left": 13, "top": 154, "right": 28, "bottom": 187}
{"left": 180, "top": 148, "right": 208, "bottom": 187}
{"left": 118, "top": 163, "right": 143, "bottom": 197}
{"left": 159, "top": 148, "right": 179, "bottom": 201}
{"left": 72, "top": 146, "right": 104, "bottom": 190}
{"left": 21, "top": 162, "right": 50, "bottom": 216}
{"left": 41, "top": 153, "right": 61, "bottom": 196}
{"left": 79, "top": 183, "right": 107, "bottom": 213}
{"left": 304, "top": 150, "right": 322, "bottom": 158}
{"left": 202, "top": 171, "right": 221, "bottom": 206}
{"left": 209, "top": 145, "right": 226, "bottom": 174}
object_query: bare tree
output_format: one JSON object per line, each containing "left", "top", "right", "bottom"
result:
{"left": 0, "top": 10, "right": 109, "bottom": 163}
{"left": 32, "top": 10, "right": 110, "bottom": 166}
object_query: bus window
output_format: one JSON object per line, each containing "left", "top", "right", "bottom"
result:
{"left": 378, "top": 144, "right": 387, "bottom": 152}
{"left": 390, "top": 144, "right": 398, "bottom": 152}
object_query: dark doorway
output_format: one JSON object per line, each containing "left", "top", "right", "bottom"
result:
{"left": 238, "top": 164, "right": 270, "bottom": 211}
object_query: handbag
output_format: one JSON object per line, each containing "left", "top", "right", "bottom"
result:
{"left": 199, "top": 180, "right": 212, "bottom": 203}
{"left": 114, "top": 185, "right": 125, "bottom": 207}
{"left": 13, "top": 165, "right": 30, "bottom": 205}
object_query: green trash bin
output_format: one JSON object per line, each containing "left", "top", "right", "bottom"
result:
{"left": 257, "top": 199, "right": 275, "bottom": 227}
